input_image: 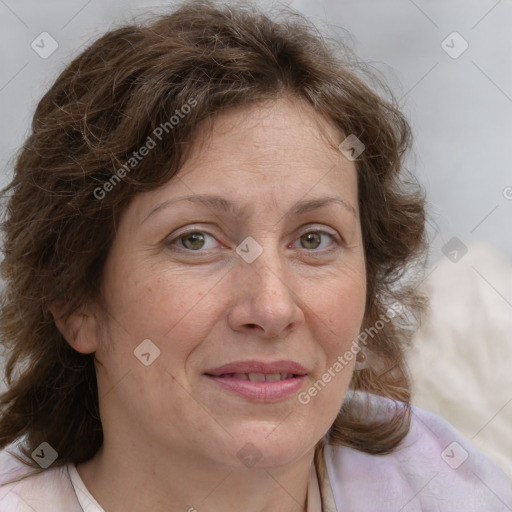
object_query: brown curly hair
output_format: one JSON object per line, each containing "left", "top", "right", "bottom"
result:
{"left": 0, "top": 0, "right": 427, "bottom": 469}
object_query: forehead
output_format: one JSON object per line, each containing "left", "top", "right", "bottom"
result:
{"left": 185, "top": 96, "right": 343, "bottom": 164}
{"left": 132, "top": 97, "right": 359, "bottom": 222}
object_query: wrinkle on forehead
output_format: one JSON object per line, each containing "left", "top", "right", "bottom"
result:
{"left": 179, "top": 95, "right": 347, "bottom": 175}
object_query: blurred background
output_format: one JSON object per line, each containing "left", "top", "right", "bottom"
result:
{"left": 0, "top": 0, "right": 511, "bottom": 478}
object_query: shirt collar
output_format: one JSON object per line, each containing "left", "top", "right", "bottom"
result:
{"left": 307, "top": 443, "right": 338, "bottom": 512}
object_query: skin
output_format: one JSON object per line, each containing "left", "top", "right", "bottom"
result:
{"left": 52, "top": 96, "right": 367, "bottom": 512}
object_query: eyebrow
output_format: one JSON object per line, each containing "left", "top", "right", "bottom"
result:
{"left": 142, "top": 193, "right": 357, "bottom": 224}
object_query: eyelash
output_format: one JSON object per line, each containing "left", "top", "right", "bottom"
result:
{"left": 166, "top": 227, "right": 342, "bottom": 256}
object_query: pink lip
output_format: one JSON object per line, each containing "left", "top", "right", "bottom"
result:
{"left": 205, "top": 374, "right": 307, "bottom": 402}
{"left": 203, "top": 360, "right": 309, "bottom": 403}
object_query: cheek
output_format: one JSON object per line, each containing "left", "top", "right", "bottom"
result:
{"left": 308, "top": 270, "right": 366, "bottom": 339}
{"left": 95, "top": 265, "right": 223, "bottom": 414}
{"left": 306, "top": 273, "right": 366, "bottom": 409}
{"left": 298, "top": 280, "right": 364, "bottom": 423}
{"left": 100, "top": 261, "right": 224, "bottom": 369}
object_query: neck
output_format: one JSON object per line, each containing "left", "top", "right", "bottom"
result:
{"left": 77, "top": 439, "right": 316, "bottom": 512}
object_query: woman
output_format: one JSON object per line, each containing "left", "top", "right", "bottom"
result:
{"left": 0, "top": 1, "right": 510, "bottom": 510}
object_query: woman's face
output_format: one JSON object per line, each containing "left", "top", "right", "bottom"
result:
{"left": 92, "top": 97, "right": 366, "bottom": 470}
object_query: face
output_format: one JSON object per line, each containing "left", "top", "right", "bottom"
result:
{"left": 90, "top": 97, "right": 366, "bottom": 470}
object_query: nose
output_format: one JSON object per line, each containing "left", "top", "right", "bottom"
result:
{"left": 226, "top": 251, "right": 305, "bottom": 339}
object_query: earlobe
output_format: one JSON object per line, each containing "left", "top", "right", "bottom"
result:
{"left": 49, "top": 299, "right": 99, "bottom": 354}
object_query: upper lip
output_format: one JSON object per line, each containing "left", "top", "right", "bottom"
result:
{"left": 204, "top": 360, "right": 308, "bottom": 376}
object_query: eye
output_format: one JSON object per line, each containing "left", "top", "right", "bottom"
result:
{"left": 166, "top": 227, "right": 340, "bottom": 254}
{"left": 170, "top": 230, "right": 220, "bottom": 251}
{"left": 292, "top": 229, "right": 338, "bottom": 251}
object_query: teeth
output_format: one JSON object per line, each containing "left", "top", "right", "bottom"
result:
{"left": 248, "top": 373, "right": 266, "bottom": 382}
{"left": 232, "top": 373, "right": 249, "bottom": 380}
{"left": 216, "top": 372, "right": 296, "bottom": 381}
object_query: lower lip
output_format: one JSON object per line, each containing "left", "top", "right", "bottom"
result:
{"left": 205, "top": 375, "right": 307, "bottom": 402}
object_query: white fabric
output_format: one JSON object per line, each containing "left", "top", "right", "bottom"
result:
{"left": 67, "top": 463, "right": 103, "bottom": 512}
{"left": 407, "top": 242, "right": 512, "bottom": 479}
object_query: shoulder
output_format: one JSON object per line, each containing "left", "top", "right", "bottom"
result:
{"left": 0, "top": 443, "right": 82, "bottom": 512}
{"left": 325, "top": 392, "right": 512, "bottom": 512}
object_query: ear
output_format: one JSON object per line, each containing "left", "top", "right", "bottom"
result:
{"left": 49, "top": 299, "right": 99, "bottom": 354}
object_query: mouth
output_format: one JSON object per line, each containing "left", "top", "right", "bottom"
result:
{"left": 203, "top": 361, "right": 308, "bottom": 402}
{"left": 205, "top": 372, "right": 302, "bottom": 382}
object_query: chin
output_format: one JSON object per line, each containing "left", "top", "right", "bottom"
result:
{"left": 213, "top": 427, "right": 316, "bottom": 471}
